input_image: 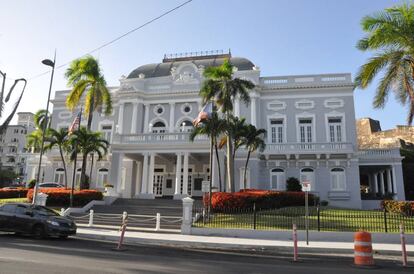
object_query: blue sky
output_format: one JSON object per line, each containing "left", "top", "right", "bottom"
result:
{"left": 0, "top": 0, "right": 410, "bottom": 129}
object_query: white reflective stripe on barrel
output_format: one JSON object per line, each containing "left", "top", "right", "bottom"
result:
{"left": 354, "top": 241, "right": 372, "bottom": 246}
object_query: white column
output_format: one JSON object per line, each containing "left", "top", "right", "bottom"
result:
{"left": 373, "top": 173, "right": 378, "bottom": 194}
{"left": 379, "top": 171, "right": 385, "bottom": 195}
{"left": 251, "top": 95, "right": 257, "bottom": 126}
{"left": 143, "top": 103, "right": 149, "bottom": 133}
{"left": 131, "top": 102, "right": 138, "bottom": 134}
{"left": 147, "top": 153, "right": 155, "bottom": 194}
{"left": 391, "top": 166, "right": 398, "bottom": 195}
{"left": 140, "top": 153, "right": 149, "bottom": 194}
{"left": 386, "top": 168, "right": 393, "bottom": 193}
{"left": 169, "top": 102, "right": 175, "bottom": 133}
{"left": 117, "top": 103, "right": 124, "bottom": 134}
{"left": 175, "top": 153, "right": 182, "bottom": 195}
{"left": 182, "top": 152, "right": 189, "bottom": 195}
{"left": 109, "top": 152, "right": 123, "bottom": 194}
{"left": 234, "top": 97, "right": 240, "bottom": 117}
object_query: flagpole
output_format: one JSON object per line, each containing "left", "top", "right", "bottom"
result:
{"left": 208, "top": 100, "right": 214, "bottom": 216}
{"left": 70, "top": 108, "right": 82, "bottom": 207}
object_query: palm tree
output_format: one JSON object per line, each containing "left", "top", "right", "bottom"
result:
{"left": 355, "top": 3, "right": 414, "bottom": 124}
{"left": 241, "top": 125, "right": 266, "bottom": 189}
{"left": 65, "top": 56, "right": 112, "bottom": 185}
{"left": 33, "top": 109, "right": 51, "bottom": 132}
{"left": 26, "top": 130, "right": 43, "bottom": 153}
{"left": 69, "top": 127, "right": 109, "bottom": 189}
{"left": 190, "top": 112, "right": 226, "bottom": 191}
{"left": 0, "top": 77, "right": 27, "bottom": 135}
{"left": 44, "top": 128, "right": 70, "bottom": 187}
{"left": 219, "top": 115, "right": 248, "bottom": 160}
{"left": 200, "top": 60, "right": 255, "bottom": 192}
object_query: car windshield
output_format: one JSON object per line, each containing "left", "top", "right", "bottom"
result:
{"left": 32, "top": 206, "right": 60, "bottom": 216}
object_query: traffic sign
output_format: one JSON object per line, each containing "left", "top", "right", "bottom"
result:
{"left": 301, "top": 181, "right": 311, "bottom": 192}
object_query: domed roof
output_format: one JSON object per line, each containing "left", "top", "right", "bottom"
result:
{"left": 127, "top": 56, "right": 255, "bottom": 79}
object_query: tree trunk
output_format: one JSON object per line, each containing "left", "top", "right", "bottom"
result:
{"left": 244, "top": 150, "right": 251, "bottom": 190}
{"left": 59, "top": 146, "right": 68, "bottom": 188}
{"left": 214, "top": 141, "right": 222, "bottom": 191}
{"left": 89, "top": 153, "right": 94, "bottom": 183}
{"left": 80, "top": 100, "right": 94, "bottom": 189}
{"left": 226, "top": 133, "right": 234, "bottom": 192}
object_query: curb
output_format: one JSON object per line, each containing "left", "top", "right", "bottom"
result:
{"left": 75, "top": 231, "right": 413, "bottom": 262}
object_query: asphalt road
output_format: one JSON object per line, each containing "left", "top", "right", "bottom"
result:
{"left": 0, "top": 233, "right": 411, "bottom": 274}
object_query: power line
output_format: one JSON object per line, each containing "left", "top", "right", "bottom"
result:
{"left": 28, "top": 0, "right": 193, "bottom": 81}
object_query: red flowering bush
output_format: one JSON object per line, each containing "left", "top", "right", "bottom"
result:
{"left": 27, "top": 188, "right": 103, "bottom": 207}
{"left": 381, "top": 200, "right": 414, "bottom": 215}
{"left": 0, "top": 188, "right": 28, "bottom": 199}
{"left": 210, "top": 189, "right": 318, "bottom": 211}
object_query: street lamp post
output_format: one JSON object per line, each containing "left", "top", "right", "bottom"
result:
{"left": 32, "top": 53, "right": 56, "bottom": 205}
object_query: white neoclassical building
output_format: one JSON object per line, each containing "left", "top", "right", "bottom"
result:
{"left": 25, "top": 51, "right": 406, "bottom": 208}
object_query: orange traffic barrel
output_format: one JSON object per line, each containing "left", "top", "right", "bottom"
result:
{"left": 354, "top": 231, "right": 374, "bottom": 266}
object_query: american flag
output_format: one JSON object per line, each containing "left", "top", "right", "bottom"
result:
{"left": 68, "top": 111, "right": 81, "bottom": 135}
{"left": 193, "top": 102, "right": 213, "bottom": 127}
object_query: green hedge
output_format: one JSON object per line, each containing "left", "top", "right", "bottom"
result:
{"left": 381, "top": 200, "right": 414, "bottom": 215}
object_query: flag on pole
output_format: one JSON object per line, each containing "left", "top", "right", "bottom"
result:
{"left": 68, "top": 111, "right": 81, "bottom": 135}
{"left": 193, "top": 102, "right": 213, "bottom": 127}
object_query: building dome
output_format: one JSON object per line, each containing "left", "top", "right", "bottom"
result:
{"left": 127, "top": 56, "right": 255, "bottom": 79}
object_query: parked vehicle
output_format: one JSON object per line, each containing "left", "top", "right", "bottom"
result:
{"left": 38, "top": 183, "right": 64, "bottom": 188}
{"left": 0, "top": 203, "right": 76, "bottom": 238}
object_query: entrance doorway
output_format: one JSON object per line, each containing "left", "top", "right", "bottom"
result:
{"left": 153, "top": 174, "right": 164, "bottom": 197}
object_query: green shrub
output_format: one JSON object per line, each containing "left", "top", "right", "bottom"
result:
{"left": 286, "top": 177, "right": 302, "bottom": 192}
{"left": 28, "top": 179, "right": 36, "bottom": 189}
{"left": 381, "top": 200, "right": 414, "bottom": 215}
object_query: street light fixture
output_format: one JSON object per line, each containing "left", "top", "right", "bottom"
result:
{"left": 32, "top": 52, "right": 56, "bottom": 205}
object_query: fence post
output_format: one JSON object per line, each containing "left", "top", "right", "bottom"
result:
{"left": 181, "top": 197, "right": 194, "bottom": 235}
{"left": 155, "top": 213, "right": 161, "bottom": 231}
{"left": 253, "top": 203, "right": 257, "bottom": 230}
{"left": 317, "top": 205, "right": 321, "bottom": 232}
{"left": 88, "top": 209, "right": 94, "bottom": 227}
{"left": 383, "top": 208, "right": 388, "bottom": 233}
{"left": 293, "top": 223, "right": 298, "bottom": 262}
{"left": 122, "top": 211, "right": 128, "bottom": 225}
{"left": 400, "top": 223, "right": 408, "bottom": 267}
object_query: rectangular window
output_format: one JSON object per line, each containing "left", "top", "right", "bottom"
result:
{"left": 299, "top": 118, "right": 313, "bottom": 144}
{"left": 328, "top": 117, "right": 343, "bottom": 142}
{"left": 101, "top": 125, "right": 113, "bottom": 143}
{"left": 270, "top": 119, "right": 284, "bottom": 143}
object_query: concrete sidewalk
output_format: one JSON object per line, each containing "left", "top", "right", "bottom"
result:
{"left": 76, "top": 227, "right": 414, "bottom": 261}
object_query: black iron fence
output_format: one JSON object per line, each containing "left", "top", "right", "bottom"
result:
{"left": 192, "top": 205, "right": 414, "bottom": 233}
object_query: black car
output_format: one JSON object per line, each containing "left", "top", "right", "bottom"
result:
{"left": 0, "top": 203, "right": 77, "bottom": 239}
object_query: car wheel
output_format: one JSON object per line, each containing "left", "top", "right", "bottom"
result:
{"left": 32, "top": 225, "right": 46, "bottom": 239}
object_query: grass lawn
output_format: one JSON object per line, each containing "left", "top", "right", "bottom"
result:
{"left": 194, "top": 207, "right": 414, "bottom": 233}
{"left": 0, "top": 198, "right": 28, "bottom": 205}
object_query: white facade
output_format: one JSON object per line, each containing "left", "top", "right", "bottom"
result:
{"left": 25, "top": 53, "right": 406, "bottom": 208}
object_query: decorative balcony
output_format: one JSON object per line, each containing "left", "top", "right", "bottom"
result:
{"left": 356, "top": 148, "right": 401, "bottom": 160}
{"left": 263, "top": 142, "right": 354, "bottom": 155}
{"left": 115, "top": 132, "right": 209, "bottom": 145}
{"left": 260, "top": 73, "right": 353, "bottom": 89}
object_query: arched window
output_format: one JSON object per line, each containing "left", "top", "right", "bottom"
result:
{"left": 180, "top": 120, "right": 193, "bottom": 133}
{"left": 300, "top": 168, "right": 314, "bottom": 191}
{"left": 270, "top": 168, "right": 285, "bottom": 190}
{"left": 151, "top": 121, "right": 166, "bottom": 133}
{"left": 54, "top": 168, "right": 65, "bottom": 185}
{"left": 97, "top": 168, "right": 109, "bottom": 187}
{"left": 331, "top": 168, "right": 346, "bottom": 191}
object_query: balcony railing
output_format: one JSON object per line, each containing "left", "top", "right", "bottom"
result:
{"left": 260, "top": 73, "right": 352, "bottom": 89}
{"left": 264, "top": 142, "right": 354, "bottom": 154}
{"left": 356, "top": 148, "right": 401, "bottom": 159}
{"left": 116, "top": 132, "right": 209, "bottom": 144}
